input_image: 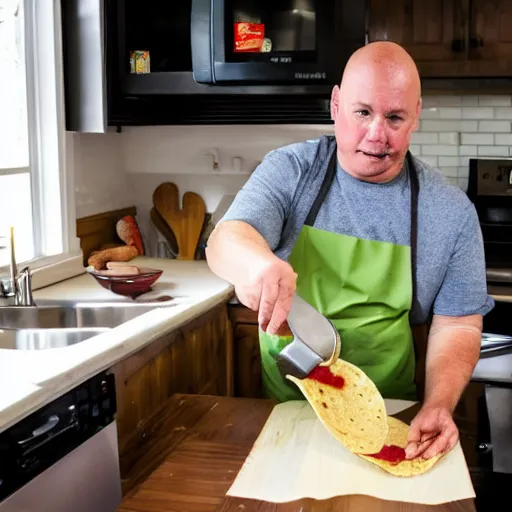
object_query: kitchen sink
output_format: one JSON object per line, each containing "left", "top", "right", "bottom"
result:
{"left": 0, "top": 327, "right": 109, "bottom": 350}
{"left": 0, "top": 302, "right": 174, "bottom": 330}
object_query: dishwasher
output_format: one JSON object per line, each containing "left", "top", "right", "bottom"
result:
{"left": 0, "top": 371, "right": 122, "bottom": 512}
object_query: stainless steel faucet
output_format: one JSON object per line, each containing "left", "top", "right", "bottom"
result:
{"left": 0, "top": 227, "right": 35, "bottom": 306}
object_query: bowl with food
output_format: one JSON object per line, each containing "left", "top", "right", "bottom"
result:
{"left": 87, "top": 262, "right": 163, "bottom": 298}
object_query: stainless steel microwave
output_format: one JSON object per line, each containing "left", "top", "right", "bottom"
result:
{"left": 191, "top": 0, "right": 366, "bottom": 86}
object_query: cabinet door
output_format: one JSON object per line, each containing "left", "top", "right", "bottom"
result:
{"left": 367, "top": 0, "right": 468, "bottom": 77}
{"left": 467, "top": 0, "right": 512, "bottom": 75}
{"left": 234, "top": 323, "right": 262, "bottom": 398}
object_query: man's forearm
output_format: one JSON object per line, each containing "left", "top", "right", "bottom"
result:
{"left": 205, "top": 220, "right": 275, "bottom": 285}
{"left": 423, "top": 314, "right": 483, "bottom": 412}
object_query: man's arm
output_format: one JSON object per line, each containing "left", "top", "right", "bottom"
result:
{"left": 206, "top": 220, "right": 276, "bottom": 290}
{"left": 423, "top": 313, "right": 482, "bottom": 413}
{"left": 206, "top": 220, "right": 297, "bottom": 333}
{"left": 405, "top": 313, "right": 482, "bottom": 460}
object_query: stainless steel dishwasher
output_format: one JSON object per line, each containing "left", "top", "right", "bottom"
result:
{"left": 0, "top": 371, "right": 122, "bottom": 511}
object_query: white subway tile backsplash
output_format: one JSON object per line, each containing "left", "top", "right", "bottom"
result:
{"left": 461, "top": 97, "right": 479, "bottom": 106}
{"left": 421, "top": 120, "right": 478, "bottom": 132}
{"left": 438, "top": 132, "right": 459, "bottom": 145}
{"left": 411, "top": 95, "right": 512, "bottom": 193}
{"left": 478, "top": 96, "right": 512, "bottom": 107}
{"left": 459, "top": 145, "right": 478, "bottom": 156}
{"left": 420, "top": 108, "right": 440, "bottom": 119}
{"left": 409, "top": 144, "right": 421, "bottom": 154}
{"left": 418, "top": 155, "right": 438, "bottom": 167}
{"left": 422, "top": 145, "right": 458, "bottom": 156}
{"left": 462, "top": 107, "right": 494, "bottom": 119}
{"left": 495, "top": 134, "right": 512, "bottom": 145}
{"left": 495, "top": 108, "right": 512, "bottom": 119}
{"left": 440, "top": 167, "right": 458, "bottom": 177}
{"left": 439, "top": 156, "right": 461, "bottom": 167}
{"left": 478, "top": 121, "right": 511, "bottom": 132}
{"left": 440, "top": 96, "right": 464, "bottom": 106}
{"left": 477, "top": 146, "right": 510, "bottom": 156}
{"left": 460, "top": 133, "right": 494, "bottom": 145}
{"left": 439, "top": 108, "right": 462, "bottom": 119}
{"left": 410, "top": 132, "right": 438, "bottom": 144}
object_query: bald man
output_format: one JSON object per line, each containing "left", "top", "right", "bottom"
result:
{"left": 206, "top": 42, "right": 493, "bottom": 460}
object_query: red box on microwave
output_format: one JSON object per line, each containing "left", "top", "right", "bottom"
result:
{"left": 234, "top": 22, "right": 264, "bottom": 52}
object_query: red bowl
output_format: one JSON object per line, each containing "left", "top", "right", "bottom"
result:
{"left": 88, "top": 267, "right": 163, "bottom": 298}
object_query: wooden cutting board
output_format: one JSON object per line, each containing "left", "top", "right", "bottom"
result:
{"left": 152, "top": 182, "right": 206, "bottom": 260}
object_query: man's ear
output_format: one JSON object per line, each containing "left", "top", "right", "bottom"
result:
{"left": 412, "top": 97, "right": 422, "bottom": 131}
{"left": 330, "top": 85, "right": 340, "bottom": 121}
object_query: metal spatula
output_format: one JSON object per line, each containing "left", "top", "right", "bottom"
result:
{"left": 276, "top": 294, "right": 341, "bottom": 379}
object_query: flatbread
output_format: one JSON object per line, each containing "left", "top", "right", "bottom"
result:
{"left": 357, "top": 416, "right": 444, "bottom": 476}
{"left": 286, "top": 359, "right": 388, "bottom": 454}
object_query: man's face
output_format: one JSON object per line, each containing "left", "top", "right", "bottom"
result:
{"left": 331, "top": 68, "right": 421, "bottom": 183}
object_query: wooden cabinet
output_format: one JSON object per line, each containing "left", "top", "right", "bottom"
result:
{"left": 228, "top": 304, "right": 263, "bottom": 399}
{"left": 367, "top": 0, "right": 512, "bottom": 77}
{"left": 109, "top": 302, "right": 233, "bottom": 495}
{"left": 468, "top": 0, "right": 512, "bottom": 76}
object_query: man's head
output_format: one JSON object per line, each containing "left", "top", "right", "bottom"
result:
{"left": 331, "top": 41, "right": 422, "bottom": 183}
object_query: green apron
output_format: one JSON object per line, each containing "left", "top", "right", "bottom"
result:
{"left": 260, "top": 141, "right": 421, "bottom": 402}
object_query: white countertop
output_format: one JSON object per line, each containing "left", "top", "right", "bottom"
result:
{"left": 0, "top": 257, "right": 234, "bottom": 434}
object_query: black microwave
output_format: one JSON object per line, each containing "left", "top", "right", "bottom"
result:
{"left": 191, "top": 0, "right": 366, "bottom": 86}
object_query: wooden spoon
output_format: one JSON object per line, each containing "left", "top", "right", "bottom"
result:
{"left": 152, "top": 182, "right": 206, "bottom": 260}
{"left": 150, "top": 206, "right": 179, "bottom": 256}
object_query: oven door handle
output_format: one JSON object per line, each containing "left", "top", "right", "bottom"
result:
{"left": 482, "top": 333, "right": 512, "bottom": 344}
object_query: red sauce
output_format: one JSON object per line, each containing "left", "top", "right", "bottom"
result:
{"left": 366, "top": 445, "right": 406, "bottom": 464}
{"left": 308, "top": 366, "right": 345, "bottom": 389}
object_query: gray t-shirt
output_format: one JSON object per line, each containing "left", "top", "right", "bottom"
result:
{"left": 219, "top": 135, "right": 494, "bottom": 324}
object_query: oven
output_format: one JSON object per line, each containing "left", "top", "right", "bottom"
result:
{"left": 468, "top": 158, "right": 512, "bottom": 285}
{"left": 467, "top": 158, "right": 512, "bottom": 477}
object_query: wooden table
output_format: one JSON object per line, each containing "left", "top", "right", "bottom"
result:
{"left": 117, "top": 394, "right": 476, "bottom": 512}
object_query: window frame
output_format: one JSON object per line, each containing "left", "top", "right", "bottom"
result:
{"left": 0, "top": 0, "right": 83, "bottom": 289}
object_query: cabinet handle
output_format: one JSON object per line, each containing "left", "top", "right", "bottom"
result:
{"left": 451, "top": 39, "right": 465, "bottom": 53}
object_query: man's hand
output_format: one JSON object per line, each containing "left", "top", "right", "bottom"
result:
{"left": 404, "top": 405, "right": 459, "bottom": 460}
{"left": 235, "top": 256, "right": 297, "bottom": 334}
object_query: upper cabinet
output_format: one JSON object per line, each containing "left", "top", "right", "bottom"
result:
{"left": 468, "top": 0, "right": 512, "bottom": 76}
{"left": 367, "top": 0, "right": 512, "bottom": 78}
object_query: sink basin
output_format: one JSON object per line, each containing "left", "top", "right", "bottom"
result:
{"left": 0, "top": 328, "right": 109, "bottom": 350}
{"left": 0, "top": 302, "right": 175, "bottom": 330}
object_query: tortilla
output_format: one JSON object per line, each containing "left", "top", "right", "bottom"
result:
{"left": 357, "top": 416, "right": 445, "bottom": 477}
{"left": 286, "top": 359, "right": 388, "bottom": 454}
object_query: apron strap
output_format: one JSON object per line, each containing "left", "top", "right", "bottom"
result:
{"left": 304, "top": 141, "right": 338, "bottom": 227}
{"left": 302, "top": 145, "right": 420, "bottom": 315}
{"left": 406, "top": 150, "right": 420, "bottom": 315}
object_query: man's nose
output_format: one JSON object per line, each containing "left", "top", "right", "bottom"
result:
{"left": 367, "top": 117, "right": 387, "bottom": 141}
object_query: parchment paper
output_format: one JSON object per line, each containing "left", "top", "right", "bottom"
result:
{"left": 227, "top": 400, "right": 475, "bottom": 505}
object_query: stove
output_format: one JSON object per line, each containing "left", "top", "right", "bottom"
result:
{"left": 467, "top": 158, "right": 512, "bottom": 284}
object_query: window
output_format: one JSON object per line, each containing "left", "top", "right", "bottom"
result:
{"left": 0, "top": 0, "right": 78, "bottom": 275}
